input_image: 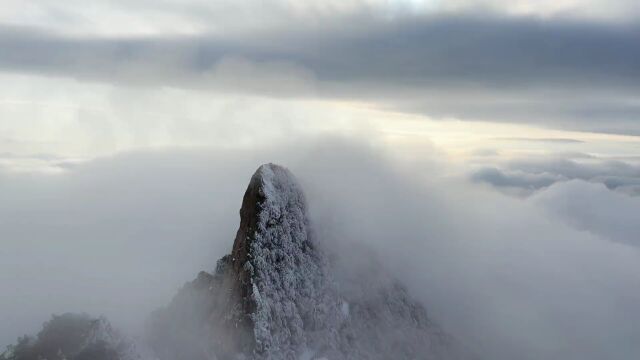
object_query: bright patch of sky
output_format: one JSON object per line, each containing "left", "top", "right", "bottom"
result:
{"left": 1, "top": 72, "right": 636, "bottom": 174}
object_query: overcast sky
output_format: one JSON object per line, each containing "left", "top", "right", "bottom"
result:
{"left": 1, "top": 0, "right": 639, "bottom": 169}
{"left": 1, "top": 1, "right": 639, "bottom": 359}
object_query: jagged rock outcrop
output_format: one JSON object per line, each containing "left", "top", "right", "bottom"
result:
{"left": 0, "top": 313, "right": 139, "bottom": 360}
{"left": 148, "top": 164, "right": 468, "bottom": 360}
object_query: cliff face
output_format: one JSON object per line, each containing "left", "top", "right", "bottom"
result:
{"left": 148, "top": 164, "right": 467, "bottom": 360}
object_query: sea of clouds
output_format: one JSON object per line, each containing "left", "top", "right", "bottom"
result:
{"left": 1, "top": 137, "right": 639, "bottom": 360}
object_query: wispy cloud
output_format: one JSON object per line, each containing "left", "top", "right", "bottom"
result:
{"left": 494, "top": 137, "right": 585, "bottom": 144}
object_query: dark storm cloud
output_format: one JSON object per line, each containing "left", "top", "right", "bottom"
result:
{"left": 1, "top": 17, "right": 639, "bottom": 87}
{"left": 0, "top": 16, "right": 639, "bottom": 133}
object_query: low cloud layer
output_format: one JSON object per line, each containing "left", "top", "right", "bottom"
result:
{"left": 471, "top": 154, "right": 640, "bottom": 196}
{"left": 1, "top": 138, "right": 639, "bottom": 360}
{"left": 532, "top": 180, "right": 640, "bottom": 246}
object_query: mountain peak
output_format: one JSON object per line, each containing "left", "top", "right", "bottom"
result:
{"left": 232, "top": 163, "right": 309, "bottom": 287}
{"left": 231, "top": 163, "right": 336, "bottom": 358}
{"left": 4, "top": 164, "right": 471, "bottom": 360}
{"left": 149, "top": 164, "right": 469, "bottom": 360}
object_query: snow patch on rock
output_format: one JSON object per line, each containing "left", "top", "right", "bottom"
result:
{"left": 246, "top": 164, "right": 344, "bottom": 359}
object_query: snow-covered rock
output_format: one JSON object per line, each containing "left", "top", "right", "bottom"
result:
{"left": 148, "top": 164, "right": 470, "bottom": 360}
{"left": 1, "top": 313, "right": 139, "bottom": 360}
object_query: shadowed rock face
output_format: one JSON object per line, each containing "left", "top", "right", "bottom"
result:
{"left": 148, "top": 164, "right": 469, "bottom": 360}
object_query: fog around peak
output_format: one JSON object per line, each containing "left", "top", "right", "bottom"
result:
{"left": 1, "top": 137, "right": 639, "bottom": 360}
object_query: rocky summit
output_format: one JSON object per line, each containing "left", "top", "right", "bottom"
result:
{"left": 148, "top": 164, "right": 468, "bottom": 360}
